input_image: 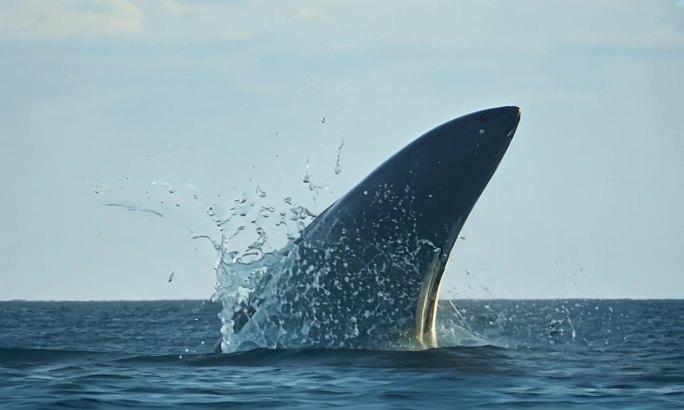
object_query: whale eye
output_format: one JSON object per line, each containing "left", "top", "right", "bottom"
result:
{"left": 480, "top": 115, "right": 488, "bottom": 122}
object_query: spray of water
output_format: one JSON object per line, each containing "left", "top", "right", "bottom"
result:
{"left": 202, "top": 179, "right": 490, "bottom": 352}
{"left": 95, "top": 141, "right": 492, "bottom": 352}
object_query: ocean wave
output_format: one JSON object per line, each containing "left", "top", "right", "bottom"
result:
{"left": 1, "top": 346, "right": 509, "bottom": 370}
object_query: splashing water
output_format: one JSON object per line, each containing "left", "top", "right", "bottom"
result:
{"left": 203, "top": 181, "right": 488, "bottom": 353}
{"left": 334, "top": 137, "right": 345, "bottom": 175}
{"left": 95, "top": 148, "right": 489, "bottom": 353}
{"left": 201, "top": 190, "right": 321, "bottom": 352}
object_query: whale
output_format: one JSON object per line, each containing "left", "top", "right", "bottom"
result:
{"left": 221, "top": 106, "right": 521, "bottom": 351}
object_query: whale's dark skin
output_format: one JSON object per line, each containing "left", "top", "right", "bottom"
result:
{"left": 224, "top": 106, "right": 521, "bottom": 351}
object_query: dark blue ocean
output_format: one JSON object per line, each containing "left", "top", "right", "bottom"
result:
{"left": 1, "top": 299, "right": 682, "bottom": 409}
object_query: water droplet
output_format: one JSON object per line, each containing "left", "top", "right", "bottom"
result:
{"left": 193, "top": 194, "right": 199, "bottom": 200}
{"left": 94, "top": 184, "right": 109, "bottom": 194}
{"left": 363, "top": 190, "right": 368, "bottom": 195}
{"left": 256, "top": 186, "right": 266, "bottom": 198}
{"left": 479, "top": 129, "right": 485, "bottom": 134}
{"left": 321, "top": 117, "right": 326, "bottom": 124}
{"left": 335, "top": 138, "right": 345, "bottom": 174}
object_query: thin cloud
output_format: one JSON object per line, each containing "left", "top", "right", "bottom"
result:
{"left": 133, "top": 0, "right": 684, "bottom": 54}
{"left": 0, "top": 0, "right": 143, "bottom": 40}
{"left": 299, "top": 7, "right": 318, "bottom": 20}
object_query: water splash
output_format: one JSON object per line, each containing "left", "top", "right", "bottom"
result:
{"left": 256, "top": 186, "right": 267, "bottom": 198}
{"left": 300, "top": 152, "right": 331, "bottom": 195}
{"left": 94, "top": 184, "right": 110, "bottom": 195}
{"left": 436, "top": 301, "right": 491, "bottom": 347}
{"left": 202, "top": 190, "right": 320, "bottom": 352}
{"left": 94, "top": 146, "right": 489, "bottom": 353}
{"left": 334, "top": 137, "right": 345, "bottom": 175}
{"left": 302, "top": 153, "right": 311, "bottom": 184}
{"left": 205, "top": 182, "right": 490, "bottom": 353}
{"left": 102, "top": 203, "right": 163, "bottom": 218}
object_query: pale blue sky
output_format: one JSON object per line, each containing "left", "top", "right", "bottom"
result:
{"left": 1, "top": 0, "right": 682, "bottom": 300}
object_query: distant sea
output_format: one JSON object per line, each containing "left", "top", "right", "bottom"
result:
{"left": 1, "top": 299, "right": 682, "bottom": 409}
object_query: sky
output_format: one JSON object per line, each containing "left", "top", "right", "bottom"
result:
{"left": 1, "top": 0, "right": 683, "bottom": 300}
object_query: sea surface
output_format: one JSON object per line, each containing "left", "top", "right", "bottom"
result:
{"left": 0, "top": 299, "right": 682, "bottom": 409}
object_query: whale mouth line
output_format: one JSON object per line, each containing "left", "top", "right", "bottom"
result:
{"left": 415, "top": 249, "right": 445, "bottom": 348}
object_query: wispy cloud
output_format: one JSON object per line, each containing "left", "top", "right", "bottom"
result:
{"left": 2, "top": 0, "right": 681, "bottom": 54}
{"left": 298, "top": 7, "right": 318, "bottom": 20}
{"left": 133, "top": 0, "right": 308, "bottom": 42}
{"left": 0, "top": 0, "right": 143, "bottom": 39}
{"left": 146, "top": 0, "right": 684, "bottom": 54}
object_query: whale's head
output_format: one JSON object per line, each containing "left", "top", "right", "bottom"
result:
{"left": 372, "top": 106, "right": 521, "bottom": 255}
{"left": 451, "top": 105, "right": 520, "bottom": 160}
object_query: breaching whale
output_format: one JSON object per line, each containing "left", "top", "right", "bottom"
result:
{"left": 221, "top": 106, "right": 521, "bottom": 351}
